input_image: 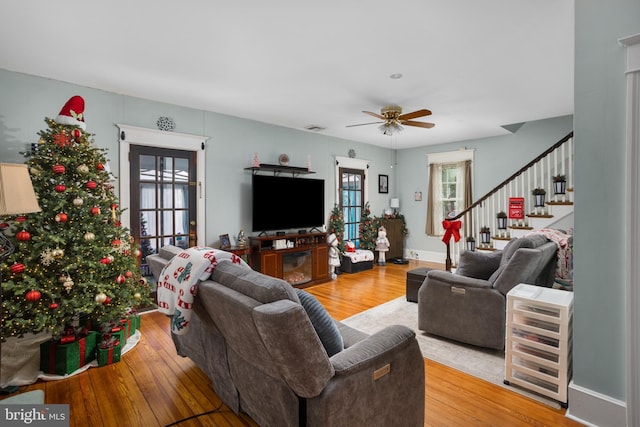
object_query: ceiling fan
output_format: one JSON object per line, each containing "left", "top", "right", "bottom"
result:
{"left": 347, "top": 105, "right": 435, "bottom": 135}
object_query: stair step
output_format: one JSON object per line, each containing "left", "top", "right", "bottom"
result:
{"left": 547, "top": 200, "right": 574, "bottom": 206}
{"left": 509, "top": 225, "right": 534, "bottom": 230}
{"left": 493, "top": 236, "right": 512, "bottom": 241}
{"left": 527, "top": 214, "right": 554, "bottom": 218}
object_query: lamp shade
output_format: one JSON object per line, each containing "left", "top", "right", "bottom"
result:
{"left": 390, "top": 198, "right": 400, "bottom": 209}
{"left": 0, "top": 163, "right": 41, "bottom": 216}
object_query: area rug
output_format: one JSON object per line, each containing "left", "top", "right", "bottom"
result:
{"left": 341, "top": 297, "right": 560, "bottom": 408}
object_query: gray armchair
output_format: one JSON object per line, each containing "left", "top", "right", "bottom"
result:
{"left": 418, "top": 235, "right": 557, "bottom": 349}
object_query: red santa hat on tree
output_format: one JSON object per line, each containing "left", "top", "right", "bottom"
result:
{"left": 55, "top": 95, "right": 86, "bottom": 130}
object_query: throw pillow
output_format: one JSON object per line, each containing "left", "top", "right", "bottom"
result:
{"left": 295, "top": 289, "right": 344, "bottom": 357}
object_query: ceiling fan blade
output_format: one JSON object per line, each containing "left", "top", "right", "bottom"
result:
{"left": 346, "top": 121, "right": 383, "bottom": 128}
{"left": 398, "top": 109, "right": 432, "bottom": 121}
{"left": 363, "top": 110, "right": 385, "bottom": 120}
{"left": 403, "top": 121, "right": 435, "bottom": 129}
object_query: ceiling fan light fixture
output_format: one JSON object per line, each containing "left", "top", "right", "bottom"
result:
{"left": 379, "top": 122, "right": 403, "bottom": 136}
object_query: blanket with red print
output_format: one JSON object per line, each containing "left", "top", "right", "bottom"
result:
{"left": 156, "top": 246, "right": 249, "bottom": 334}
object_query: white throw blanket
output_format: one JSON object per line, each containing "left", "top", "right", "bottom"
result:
{"left": 156, "top": 246, "right": 249, "bottom": 334}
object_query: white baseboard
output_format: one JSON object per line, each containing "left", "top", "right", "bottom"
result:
{"left": 403, "top": 249, "right": 445, "bottom": 264}
{"left": 566, "top": 381, "right": 627, "bottom": 427}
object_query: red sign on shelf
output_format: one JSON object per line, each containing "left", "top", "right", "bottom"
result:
{"left": 509, "top": 197, "right": 525, "bottom": 219}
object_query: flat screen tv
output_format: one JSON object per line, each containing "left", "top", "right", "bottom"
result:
{"left": 252, "top": 174, "right": 325, "bottom": 233}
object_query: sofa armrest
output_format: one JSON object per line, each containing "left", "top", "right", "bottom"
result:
{"left": 309, "top": 325, "right": 425, "bottom": 426}
{"left": 423, "top": 270, "right": 494, "bottom": 291}
{"left": 330, "top": 324, "right": 418, "bottom": 375}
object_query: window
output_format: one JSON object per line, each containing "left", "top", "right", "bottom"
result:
{"left": 426, "top": 150, "right": 473, "bottom": 236}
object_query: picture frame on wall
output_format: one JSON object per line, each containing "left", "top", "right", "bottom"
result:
{"left": 219, "top": 234, "right": 231, "bottom": 250}
{"left": 379, "top": 174, "right": 389, "bottom": 194}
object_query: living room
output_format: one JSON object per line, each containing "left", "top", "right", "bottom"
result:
{"left": 1, "top": 1, "right": 639, "bottom": 426}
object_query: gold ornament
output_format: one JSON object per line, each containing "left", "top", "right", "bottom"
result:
{"left": 77, "top": 164, "right": 89, "bottom": 174}
{"left": 73, "top": 197, "right": 84, "bottom": 206}
{"left": 84, "top": 232, "right": 95, "bottom": 240}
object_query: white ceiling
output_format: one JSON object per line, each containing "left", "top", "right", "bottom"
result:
{"left": 0, "top": 1, "right": 574, "bottom": 149}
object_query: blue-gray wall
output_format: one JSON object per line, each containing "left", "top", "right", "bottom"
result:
{"left": 573, "top": 0, "right": 640, "bottom": 414}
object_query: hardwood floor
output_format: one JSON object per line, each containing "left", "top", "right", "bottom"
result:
{"left": 3, "top": 260, "right": 582, "bottom": 426}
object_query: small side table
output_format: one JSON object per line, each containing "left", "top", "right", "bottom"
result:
{"left": 227, "top": 246, "right": 252, "bottom": 267}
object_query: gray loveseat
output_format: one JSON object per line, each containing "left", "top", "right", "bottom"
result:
{"left": 418, "top": 235, "right": 557, "bottom": 350}
{"left": 149, "top": 245, "right": 425, "bottom": 427}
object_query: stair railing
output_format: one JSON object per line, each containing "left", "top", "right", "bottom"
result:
{"left": 442, "top": 131, "right": 574, "bottom": 271}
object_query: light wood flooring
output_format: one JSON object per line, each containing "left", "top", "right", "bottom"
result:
{"left": 2, "top": 259, "right": 583, "bottom": 426}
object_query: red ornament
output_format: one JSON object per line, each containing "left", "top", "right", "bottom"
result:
{"left": 55, "top": 212, "right": 68, "bottom": 223}
{"left": 100, "top": 257, "right": 112, "bottom": 265}
{"left": 112, "top": 239, "right": 121, "bottom": 247}
{"left": 15, "top": 216, "right": 26, "bottom": 223}
{"left": 124, "top": 270, "right": 133, "bottom": 278}
{"left": 110, "top": 203, "right": 118, "bottom": 210}
{"left": 97, "top": 163, "right": 105, "bottom": 171}
{"left": 26, "top": 290, "right": 41, "bottom": 302}
{"left": 91, "top": 206, "right": 101, "bottom": 216}
{"left": 52, "top": 164, "right": 66, "bottom": 174}
{"left": 103, "top": 296, "right": 112, "bottom": 305}
{"left": 55, "top": 184, "right": 66, "bottom": 193}
{"left": 16, "top": 230, "right": 31, "bottom": 241}
{"left": 10, "top": 263, "right": 25, "bottom": 274}
{"left": 71, "top": 128, "right": 82, "bottom": 141}
{"left": 86, "top": 180, "right": 97, "bottom": 190}
{"left": 49, "top": 302, "right": 59, "bottom": 309}
{"left": 115, "top": 275, "right": 126, "bottom": 284}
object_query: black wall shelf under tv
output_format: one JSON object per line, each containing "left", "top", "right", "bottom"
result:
{"left": 244, "top": 164, "right": 315, "bottom": 177}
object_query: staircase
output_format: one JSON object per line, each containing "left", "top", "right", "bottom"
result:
{"left": 444, "top": 132, "right": 574, "bottom": 269}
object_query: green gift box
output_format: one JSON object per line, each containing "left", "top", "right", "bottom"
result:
{"left": 97, "top": 340, "right": 122, "bottom": 366}
{"left": 40, "top": 331, "right": 98, "bottom": 375}
{"left": 129, "top": 315, "right": 141, "bottom": 334}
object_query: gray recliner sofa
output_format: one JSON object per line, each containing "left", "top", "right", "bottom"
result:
{"left": 418, "top": 235, "right": 558, "bottom": 350}
{"left": 150, "top": 245, "right": 425, "bottom": 427}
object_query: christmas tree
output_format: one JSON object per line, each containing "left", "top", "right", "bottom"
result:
{"left": 0, "top": 96, "right": 152, "bottom": 341}
{"left": 358, "top": 202, "right": 378, "bottom": 250}
{"left": 328, "top": 204, "right": 345, "bottom": 254}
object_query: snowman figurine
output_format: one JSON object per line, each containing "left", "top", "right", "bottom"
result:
{"left": 375, "top": 226, "right": 390, "bottom": 266}
{"left": 328, "top": 233, "right": 341, "bottom": 279}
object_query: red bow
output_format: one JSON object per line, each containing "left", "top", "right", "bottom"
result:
{"left": 442, "top": 220, "right": 462, "bottom": 244}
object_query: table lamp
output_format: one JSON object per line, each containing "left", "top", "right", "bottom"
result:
{"left": 0, "top": 163, "right": 41, "bottom": 261}
{"left": 390, "top": 198, "right": 400, "bottom": 213}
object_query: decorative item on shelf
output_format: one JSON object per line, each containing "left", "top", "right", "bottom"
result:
{"left": 236, "top": 229, "right": 247, "bottom": 248}
{"left": 496, "top": 211, "right": 508, "bottom": 230}
{"left": 252, "top": 152, "right": 260, "bottom": 168}
{"left": 219, "top": 234, "right": 231, "bottom": 250}
{"left": 466, "top": 236, "right": 476, "bottom": 252}
{"left": 479, "top": 226, "right": 491, "bottom": 245}
{"left": 156, "top": 116, "right": 175, "bottom": 132}
{"left": 553, "top": 174, "right": 567, "bottom": 194}
{"left": 306, "top": 154, "right": 312, "bottom": 171}
{"left": 348, "top": 149, "right": 356, "bottom": 158}
{"left": 532, "top": 188, "right": 547, "bottom": 207}
{"left": 278, "top": 154, "right": 289, "bottom": 166}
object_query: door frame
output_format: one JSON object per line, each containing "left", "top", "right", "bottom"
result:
{"left": 117, "top": 124, "right": 208, "bottom": 246}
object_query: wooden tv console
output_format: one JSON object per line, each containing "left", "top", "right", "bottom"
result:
{"left": 249, "top": 232, "right": 329, "bottom": 287}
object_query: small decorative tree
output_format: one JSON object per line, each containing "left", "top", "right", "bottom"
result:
{"left": 359, "top": 202, "right": 378, "bottom": 250}
{"left": 328, "top": 204, "right": 345, "bottom": 255}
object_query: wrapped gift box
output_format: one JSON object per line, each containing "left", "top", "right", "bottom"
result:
{"left": 97, "top": 340, "right": 122, "bottom": 366}
{"left": 40, "top": 331, "right": 98, "bottom": 375}
{"left": 129, "top": 314, "right": 141, "bottom": 334}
